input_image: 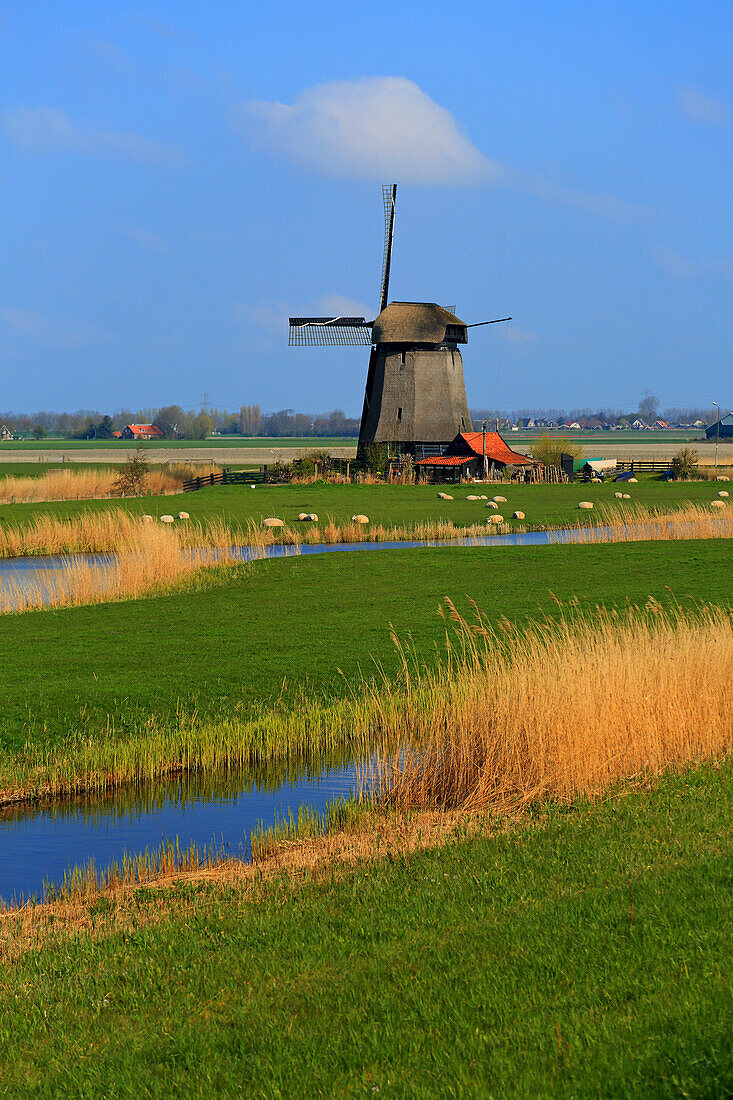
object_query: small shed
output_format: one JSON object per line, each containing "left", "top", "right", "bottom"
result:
{"left": 414, "top": 431, "right": 533, "bottom": 483}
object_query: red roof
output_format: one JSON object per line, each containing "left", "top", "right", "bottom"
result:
{"left": 414, "top": 455, "right": 473, "bottom": 466}
{"left": 458, "top": 432, "right": 532, "bottom": 465}
{"left": 126, "top": 424, "right": 163, "bottom": 438}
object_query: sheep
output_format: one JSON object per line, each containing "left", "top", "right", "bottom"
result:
{"left": 711, "top": 500, "right": 725, "bottom": 509}
{"left": 485, "top": 501, "right": 498, "bottom": 509}
{"left": 177, "top": 511, "right": 189, "bottom": 520}
{"left": 487, "top": 514, "right": 504, "bottom": 524}
{"left": 512, "top": 511, "right": 525, "bottom": 520}
{"left": 578, "top": 501, "right": 594, "bottom": 509}
{"left": 352, "top": 514, "right": 369, "bottom": 524}
{"left": 718, "top": 491, "right": 729, "bottom": 498}
{"left": 492, "top": 495, "right": 507, "bottom": 503}
{"left": 628, "top": 478, "right": 638, "bottom": 483}
{"left": 261, "top": 517, "right": 284, "bottom": 528}
{"left": 141, "top": 514, "right": 153, "bottom": 523}
{"left": 466, "top": 495, "right": 481, "bottom": 501}
{"left": 622, "top": 493, "right": 631, "bottom": 499}
{"left": 614, "top": 492, "right": 623, "bottom": 499}
{"left": 160, "top": 514, "right": 174, "bottom": 524}
{"left": 437, "top": 492, "right": 453, "bottom": 500}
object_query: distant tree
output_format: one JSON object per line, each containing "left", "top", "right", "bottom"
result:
{"left": 638, "top": 390, "right": 659, "bottom": 422}
{"left": 239, "top": 403, "right": 263, "bottom": 436}
{"left": 111, "top": 446, "right": 150, "bottom": 496}
{"left": 531, "top": 433, "right": 582, "bottom": 467}
{"left": 96, "top": 415, "right": 114, "bottom": 439}
{"left": 187, "top": 411, "right": 213, "bottom": 440}
{"left": 32, "top": 425, "right": 47, "bottom": 439}
{"left": 153, "top": 405, "right": 186, "bottom": 439}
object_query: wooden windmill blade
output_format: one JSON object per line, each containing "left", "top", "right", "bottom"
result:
{"left": 379, "top": 184, "right": 397, "bottom": 315}
{"left": 288, "top": 317, "right": 373, "bottom": 346}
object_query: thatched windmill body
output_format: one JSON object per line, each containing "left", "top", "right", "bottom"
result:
{"left": 289, "top": 185, "right": 509, "bottom": 458}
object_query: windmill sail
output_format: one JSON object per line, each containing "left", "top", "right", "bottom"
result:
{"left": 288, "top": 317, "right": 373, "bottom": 346}
{"left": 379, "top": 184, "right": 397, "bottom": 314}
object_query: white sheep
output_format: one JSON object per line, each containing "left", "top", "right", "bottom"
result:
{"left": 437, "top": 492, "right": 453, "bottom": 500}
{"left": 614, "top": 492, "right": 623, "bottom": 499}
{"left": 578, "top": 501, "right": 594, "bottom": 510}
{"left": 261, "top": 517, "right": 284, "bottom": 527}
{"left": 352, "top": 514, "right": 369, "bottom": 524}
{"left": 718, "top": 491, "right": 729, "bottom": 498}
{"left": 487, "top": 514, "right": 504, "bottom": 524}
{"left": 492, "top": 495, "right": 507, "bottom": 503}
{"left": 177, "top": 511, "right": 189, "bottom": 520}
{"left": 512, "top": 511, "right": 525, "bottom": 520}
{"left": 160, "top": 514, "right": 174, "bottom": 524}
{"left": 485, "top": 501, "right": 498, "bottom": 509}
{"left": 711, "top": 500, "right": 725, "bottom": 509}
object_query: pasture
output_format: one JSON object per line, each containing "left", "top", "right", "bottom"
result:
{"left": 2, "top": 760, "right": 731, "bottom": 1097}
{"left": 0, "top": 537, "right": 730, "bottom": 758}
{"left": 0, "top": 475, "right": 728, "bottom": 536}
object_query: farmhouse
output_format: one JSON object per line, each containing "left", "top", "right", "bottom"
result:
{"left": 706, "top": 411, "right": 733, "bottom": 440}
{"left": 120, "top": 424, "right": 164, "bottom": 440}
{"left": 414, "top": 431, "right": 533, "bottom": 483}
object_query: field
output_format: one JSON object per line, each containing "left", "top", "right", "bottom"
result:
{"left": 2, "top": 761, "right": 731, "bottom": 1097}
{"left": 0, "top": 538, "right": 730, "bottom": 757}
{"left": 1, "top": 473, "right": 731, "bottom": 1096}
{"left": 0, "top": 475, "right": 728, "bottom": 535}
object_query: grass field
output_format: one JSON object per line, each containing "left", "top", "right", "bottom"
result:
{"left": 0, "top": 475, "right": 727, "bottom": 535}
{"left": 0, "top": 436, "right": 357, "bottom": 452}
{"left": 1, "top": 538, "right": 731, "bottom": 756}
{"left": 2, "top": 760, "right": 731, "bottom": 1097}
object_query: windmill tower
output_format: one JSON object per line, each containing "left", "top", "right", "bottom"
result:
{"left": 289, "top": 185, "right": 509, "bottom": 458}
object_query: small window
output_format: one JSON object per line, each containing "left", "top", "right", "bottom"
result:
{"left": 397, "top": 407, "right": 403, "bottom": 421}
{"left": 460, "top": 416, "right": 465, "bottom": 428}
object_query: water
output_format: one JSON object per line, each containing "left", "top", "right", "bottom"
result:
{"left": 0, "top": 529, "right": 585, "bottom": 598}
{"left": 0, "top": 530, "right": 587, "bottom": 902}
{"left": 0, "top": 760, "right": 362, "bottom": 905}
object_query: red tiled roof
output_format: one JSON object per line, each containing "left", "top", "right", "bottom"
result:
{"left": 414, "top": 455, "right": 473, "bottom": 467}
{"left": 458, "top": 432, "right": 532, "bottom": 464}
{"left": 126, "top": 424, "right": 163, "bottom": 438}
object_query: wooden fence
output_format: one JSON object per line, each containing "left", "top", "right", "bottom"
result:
{"left": 182, "top": 468, "right": 265, "bottom": 492}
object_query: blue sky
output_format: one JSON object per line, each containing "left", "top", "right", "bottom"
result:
{"left": 1, "top": 0, "right": 731, "bottom": 415}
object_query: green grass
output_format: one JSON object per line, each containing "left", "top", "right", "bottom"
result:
{"left": 0, "top": 538, "right": 731, "bottom": 754}
{"left": 0, "top": 436, "right": 356, "bottom": 451}
{"left": 0, "top": 475, "right": 726, "bottom": 533}
{"left": 2, "top": 760, "right": 731, "bottom": 1097}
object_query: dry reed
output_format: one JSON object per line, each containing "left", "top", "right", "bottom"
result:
{"left": 559, "top": 502, "right": 733, "bottom": 545}
{"left": 0, "top": 463, "right": 221, "bottom": 504}
{"left": 372, "top": 598, "right": 733, "bottom": 813}
{"left": 0, "top": 517, "right": 251, "bottom": 614}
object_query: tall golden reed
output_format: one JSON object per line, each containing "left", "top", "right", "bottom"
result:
{"left": 560, "top": 502, "right": 733, "bottom": 544}
{"left": 0, "top": 463, "right": 222, "bottom": 504}
{"left": 0, "top": 518, "right": 252, "bottom": 614}
{"left": 373, "top": 599, "right": 733, "bottom": 812}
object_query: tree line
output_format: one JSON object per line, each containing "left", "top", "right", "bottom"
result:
{"left": 0, "top": 406, "right": 361, "bottom": 440}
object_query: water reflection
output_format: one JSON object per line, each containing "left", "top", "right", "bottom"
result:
{"left": 0, "top": 757, "right": 363, "bottom": 905}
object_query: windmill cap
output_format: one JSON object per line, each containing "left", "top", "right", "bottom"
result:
{"left": 372, "top": 302, "right": 467, "bottom": 345}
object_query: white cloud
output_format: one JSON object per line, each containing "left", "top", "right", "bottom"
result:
{"left": 676, "top": 86, "right": 729, "bottom": 125}
{"left": 0, "top": 305, "right": 108, "bottom": 348}
{"left": 316, "top": 294, "right": 372, "bottom": 319}
{"left": 238, "top": 77, "right": 497, "bottom": 185}
{"left": 122, "top": 226, "right": 169, "bottom": 252}
{"left": 496, "top": 324, "right": 539, "bottom": 345}
{"left": 654, "top": 246, "right": 733, "bottom": 278}
{"left": 0, "top": 106, "right": 186, "bottom": 164}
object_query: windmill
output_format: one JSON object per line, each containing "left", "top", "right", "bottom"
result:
{"left": 289, "top": 185, "right": 510, "bottom": 459}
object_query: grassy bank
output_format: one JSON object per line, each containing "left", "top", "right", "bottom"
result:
{"left": 1, "top": 760, "right": 731, "bottom": 1096}
{"left": 1, "top": 539, "right": 731, "bottom": 755}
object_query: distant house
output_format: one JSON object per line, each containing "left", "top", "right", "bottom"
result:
{"left": 0, "top": 425, "right": 12, "bottom": 441}
{"left": 516, "top": 417, "right": 536, "bottom": 429}
{"left": 654, "top": 420, "right": 670, "bottom": 429}
{"left": 692, "top": 419, "right": 706, "bottom": 429}
{"left": 705, "top": 411, "right": 733, "bottom": 440}
{"left": 414, "top": 431, "right": 534, "bottom": 483}
{"left": 112, "top": 430, "right": 123, "bottom": 439}
{"left": 120, "top": 424, "right": 164, "bottom": 440}
{"left": 631, "top": 419, "right": 648, "bottom": 430}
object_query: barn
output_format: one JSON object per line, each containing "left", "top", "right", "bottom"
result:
{"left": 120, "top": 424, "right": 164, "bottom": 441}
{"left": 706, "top": 412, "right": 733, "bottom": 440}
{"left": 414, "top": 431, "right": 534, "bottom": 483}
